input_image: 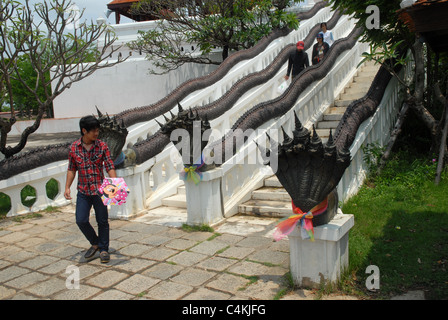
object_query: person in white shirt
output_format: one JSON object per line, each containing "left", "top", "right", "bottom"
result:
{"left": 320, "top": 22, "right": 334, "bottom": 47}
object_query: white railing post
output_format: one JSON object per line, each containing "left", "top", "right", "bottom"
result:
{"left": 182, "top": 168, "right": 225, "bottom": 226}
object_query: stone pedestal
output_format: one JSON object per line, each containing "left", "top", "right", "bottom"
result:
{"left": 288, "top": 211, "right": 354, "bottom": 288}
{"left": 183, "top": 168, "right": 224, "bottom": 226}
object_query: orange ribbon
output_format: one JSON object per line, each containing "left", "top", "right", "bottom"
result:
{"left": 273, "top": 197, "right": 328, "bottom": 242}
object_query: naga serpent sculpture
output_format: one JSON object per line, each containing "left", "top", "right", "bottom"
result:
{"left": 210, "top": 33, "right": 403, "bottom": 227}
{"left": 113, "top": 0, "right": 328, "bottom": 128}
{"left": 0, "top": 1, "right": 326, "bottom": 180}
{"left": 125, "top": 9, "right": 344, "bottom": 165}
{"left": 141, "top": 24, "right": 400, "bottom": 228}
{"left": 0, "top": 0, "right": 401, "bottom": 225}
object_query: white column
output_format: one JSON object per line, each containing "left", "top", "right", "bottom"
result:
{"left": 288, "top": 210, "right": 354, "bottom": 288}
{"left": 183, "top": 167, "right": 225, "bottom": 226}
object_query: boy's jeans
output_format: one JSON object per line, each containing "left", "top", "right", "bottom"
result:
{"left": 75, "top": 192, "right": 109, "bottom": 252}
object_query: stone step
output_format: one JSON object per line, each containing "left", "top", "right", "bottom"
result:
{"left": 251, "top": 187, "right": 291, "bottom": 201}
{"left": 326, "top": 106, "right": 347, "bottom": 114}
{"left": 353, "top": 75, "right": 376, "bottom": 84}
{"left": 322, "top": 104, "right": 347, "bottom": 121}
{"left": 339, "top": 91, "right": 366, "bottom": 101}
{"left": 264, "top": 175, "right": 282, "bottom": 188}
{"left": 315, "top": 128, "right": 330, "bottom": 138}
{"left": 348, "top": 81, "right": 372, "bottom": 91}
{"left": 334, "top": 99, "right": 353, "bottom": 108}
{"left": 361, "top": 65, "right": 380, "bottom": 73}
{"left": 161, "top": 194, "right": 187, "bottom": 208}
{"left": 177, "top": 185, "right": 186, "bottom": 195}
{"left": 238, "top": 199, "right": 291, "bottom": 218}
{"left": 322, "top": 112, "right": 343, "bottom": 121}
{"left": 316, "top": 120, "right": 339, "bottom": 130}
{"left": 341, "top": 86, "right": 369, "bottom": 96}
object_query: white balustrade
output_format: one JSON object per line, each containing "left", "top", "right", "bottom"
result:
{"left": 1, "top": 10, "right": 407, "bottom": 222}
{"left": 337, "top": 56, "right": 413, "bottom": 201}
{"left": 122, "top": 5, "right": 334, "bottom": 147}
{"left": 0, "top": 161, "right": 77, "bottom": 216}
{"left": 214, "top": 38, "right": 370, "bottom": 218}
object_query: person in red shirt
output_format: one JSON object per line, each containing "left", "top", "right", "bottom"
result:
{"left": 64, "top": 115, "right": 116, "bottom": 263}
{"left": 284, "top": 40, "right": 309, "bottom": 82}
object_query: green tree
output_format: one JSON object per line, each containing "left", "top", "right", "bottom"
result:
{"left": 0, "top": 0, "right": 127, "bottom": 159}
{"left": 9, "top": 53, "right": 51, "bottom": 118}
{"left": 329, "top": 0, "right": 448, "bottom": 182}
{"left": 128, "top": 0, "right": 301, "bottom": 74}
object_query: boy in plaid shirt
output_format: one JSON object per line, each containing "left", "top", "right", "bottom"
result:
{"left": 64, "top": 115, "right": 116, "bottom": 263}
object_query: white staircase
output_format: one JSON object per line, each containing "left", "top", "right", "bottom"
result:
{"left": 161, "top": 185, "right": 187, "bottom": 208}
{"left": 238, "top": 175, "right": 291, "bottom": 218}
{"left": 141, "top": 61, "right": 381, "bottom": 223}
{"left": 315, "top": 60, "right": 380, "bottom": 142}
{"left": 237, "top": 60, "right": 381, "bottom": 218}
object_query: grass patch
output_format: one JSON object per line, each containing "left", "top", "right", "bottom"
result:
{"left": 181, "top": 223, "right": 214, "bottom": 233}
{"left": 273, "top": 272, "right": 295, "bottom": 300}
{"left": 11, "top": 212, "right": 43, "bottom": 222}
{"left": 341, "top": 150, "right": 448, "bottom": 299}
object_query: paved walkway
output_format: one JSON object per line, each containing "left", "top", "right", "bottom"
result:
{"left": 0, "top": 204, "right": 363, "bottom": 301}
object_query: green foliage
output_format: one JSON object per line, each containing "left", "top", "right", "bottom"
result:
{"left": 328, "top": 0, "right": 414, "bottom": 48}
{"left": 358, "top": 41, "right": 407, "bottom": 68}
{"left": 129, "top": 0, "right": 301, "bottom": 74}
{"left": 342, "top": 151, "right": 448, "bottom": 299}
{"left": 0, "top": 193, "right": 11, "bottom": 217}
{"left": 20, "top": 185, "right": 37, "bottom": 208}
{"left": 45, "top": 178, "right": 59, "bottom": 200}
{"left": 361, "top": 142, "right": 385, "bottom": 176}
{"left": 9, "top": 54, "right": 52, "bottom": 117}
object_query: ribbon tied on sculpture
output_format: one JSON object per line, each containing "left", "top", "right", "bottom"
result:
{"left": 180, "top": 156, "right": 205, "bottom": 185}
{"left": 273, "top": 197, "right": 328, "bottom": 242}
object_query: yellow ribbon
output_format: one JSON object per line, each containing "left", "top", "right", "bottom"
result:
{"left": 182, "top": 165, "right": 202, "bottom": 185}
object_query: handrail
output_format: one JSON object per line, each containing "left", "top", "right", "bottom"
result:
{"left": 122, "top": 4, "right": 333, "bottom": 148}
{"left": 0, "top": 7, "right": 404, "bottom": 222}
{"left": 109, "top": 17, "right": 360, "bottom": 219}
{"left": 0, "top": 2, "right": 329, "bottom": 182}
{"left": 0, "top": 2, "right": 329, "bottom": 217}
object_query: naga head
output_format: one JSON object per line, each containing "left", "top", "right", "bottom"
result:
{"left": 258, "top": 111, "right": 351, "bottom": 225}
{"left": 157, "top": 102, "right": 214, "bottom": 172}
{"left": 96, "top": 107, "right": 128, "bottom": 167}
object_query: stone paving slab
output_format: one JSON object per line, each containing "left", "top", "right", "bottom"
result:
{"left": 0, "top": 203, "right": 424, "bottom": 301}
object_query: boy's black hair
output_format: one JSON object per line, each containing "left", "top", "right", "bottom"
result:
{"left": 79, "top": 115, "right": 100, "bottom": 136}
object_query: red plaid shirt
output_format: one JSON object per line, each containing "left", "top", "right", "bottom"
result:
{"left": 68, "top": 138, "right": 115, "bottom": 196}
